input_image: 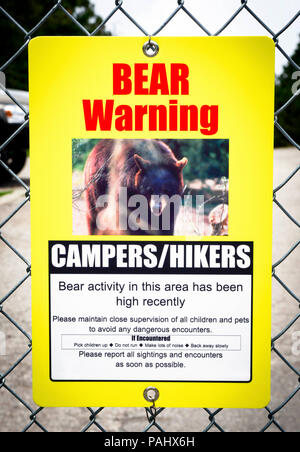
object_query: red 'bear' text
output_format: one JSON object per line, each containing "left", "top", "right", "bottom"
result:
{"left": 82, "top": 63, "right": 219, "bottom": 135}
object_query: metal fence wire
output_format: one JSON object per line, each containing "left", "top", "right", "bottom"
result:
{"left": 0, "top": 0, "right": 299, "bottom": 433}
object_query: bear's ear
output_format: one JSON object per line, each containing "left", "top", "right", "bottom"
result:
{"left": 134, "top": 154, "right": 151, "bottom": 172}
{"left": 176, "top": 157, "right": 188, "bottom": 171}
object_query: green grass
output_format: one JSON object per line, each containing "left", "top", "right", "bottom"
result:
{"left": 0, "top": 190, "right": 13, "bottom": 197}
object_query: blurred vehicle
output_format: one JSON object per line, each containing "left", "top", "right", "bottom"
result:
{"left": 0, "top": 89, "right": 29, "bottom": 183}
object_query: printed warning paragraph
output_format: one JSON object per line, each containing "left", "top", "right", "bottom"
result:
{"left": 50, "top": 272, "right": 252, "bottom": 382}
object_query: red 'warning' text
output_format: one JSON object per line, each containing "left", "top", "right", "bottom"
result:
{"left": 82, "top": 63, "right": 219, "bottom": 135}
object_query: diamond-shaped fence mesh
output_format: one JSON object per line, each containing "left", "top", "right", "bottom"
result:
{"left": 0, "top": 0, "right": 299, "bottom": 432}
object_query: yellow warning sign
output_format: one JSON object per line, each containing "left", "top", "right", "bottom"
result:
{"left": 29, "top": 36, "right": 275, "bottom": 407}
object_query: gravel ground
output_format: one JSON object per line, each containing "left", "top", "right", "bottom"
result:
{"left": 0, "top": 148, "right": 299, "bottom": 432}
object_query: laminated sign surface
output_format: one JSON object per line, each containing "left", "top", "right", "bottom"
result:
{"left": 29, "top": 36, "right": 275, "bottom": 408}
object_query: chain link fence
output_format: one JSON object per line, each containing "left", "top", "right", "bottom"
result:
{"left": 0, "top": 0, "right": 299, "bottom": 432}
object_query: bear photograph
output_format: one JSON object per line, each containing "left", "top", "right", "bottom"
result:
{"left": 72, "top": 139, "right": 229, "bottom": 237}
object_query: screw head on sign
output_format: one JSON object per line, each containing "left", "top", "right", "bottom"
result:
{"left": 178, "top": 0, "right": 185, "bottom": 5}
{"left": 143, "top": 40, "right": 159, "bottom": 58}
{"left": 115, "top": 0, "right": 123, "bottom": 6}
{"left": 143, "top": 386, "right": 160, "bottom": 403}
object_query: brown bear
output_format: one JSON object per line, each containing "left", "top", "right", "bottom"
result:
{"left": 83, "top": 139, "right": 188, "bottom": 235}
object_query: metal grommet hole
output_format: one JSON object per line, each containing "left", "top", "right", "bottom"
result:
{"left": 143, "top": 386, "right": 160, "bottom": 403}
{"left": 143, "top": 40, "right": 159, "bottom": 58}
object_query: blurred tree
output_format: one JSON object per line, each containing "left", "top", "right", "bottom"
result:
{"left": 72, "top": 138, "right": 98, "bottom": 170}
{"left": 275, "top": 37, "right": 300, "bottom": 147}
{"left": 0, "top": 0, "right": 110, "bottom": 90}
{"left": 164, "top": 139, "right": 229, "bottom": 182}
